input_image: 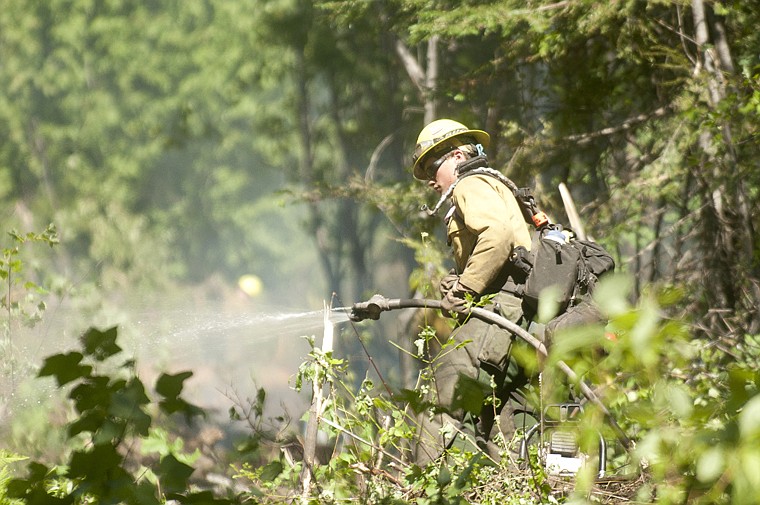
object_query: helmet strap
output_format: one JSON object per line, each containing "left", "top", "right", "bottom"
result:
{"left": 422, "top": 154, "right": 490, "bottom": 216}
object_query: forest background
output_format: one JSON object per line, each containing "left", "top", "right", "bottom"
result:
{"left": 1, "top": 0, "right": 759, "bottom": 503}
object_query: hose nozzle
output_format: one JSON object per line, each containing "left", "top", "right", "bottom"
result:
{"left": 349, "top": 294, "right": 391, "bottom": 321}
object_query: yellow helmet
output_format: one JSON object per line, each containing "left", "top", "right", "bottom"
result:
{"left": 411, "top": 119, "right": 490, "bottom": 179}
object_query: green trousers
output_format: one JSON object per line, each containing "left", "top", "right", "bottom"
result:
{"left": 413, "top": 292, "right": 532, "bottom": 465}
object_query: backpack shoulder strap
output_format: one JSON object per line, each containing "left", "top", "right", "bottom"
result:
{"left": 456, "top": 166, "right": 550, "bottom": 229}
{"left": 421, "top": 156, "right": 550, "bottom": 231}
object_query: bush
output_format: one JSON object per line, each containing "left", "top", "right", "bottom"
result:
{"left": 5, "top": 326, "right": 233, "bottom": 505}
{"left": 4, "top": 275, "right": 760, "bottom": 504}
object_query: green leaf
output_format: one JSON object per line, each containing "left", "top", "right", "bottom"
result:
{"left": 38, "top": 352, "right": 92, "bottom": 386}
{"left": 92, "top": 419, "right": 129, "bottom": 445}
{"left": 696, "top": 446, "right": 725, "bottom": 483}
{"left": 537, "top": 286, "right": 562, "bottom": 322}
{"left": 259, "top": 460, "right": 284, "bottom": 481}
{"left": 631, "top": 297, "right": 660, "bottom": 350}
{"left": 141, "top": 428, "right": 178, "bottom": 456}
{"left": 110, "top": 379, "right": 152, "bottom": 436}
{"left": 451, "top": 375, "right": 489, "bottom": 416}
{"left": 159, "top": 397, "right": 205, "bottom": 419}
{"left": 395, "top": 388, "right": 430, "bottom": 415}
{"left": 235, "top": 436, "right": 260, "bottom": 454}
{"left": 453, "top": 453, "right": 482, "bottom": 490}
{"left": 156, "top": 454, "right": 194, "bottom": 494}
{"left": 739, "top": 395, "right": 760, "bottom": 439}
{"left": 70, "top": 376, "right": 111, "bottom": 412}
{"left": 740, "top": 449, "right": 760, "bottom": 492}
{"left": 130, "top": 481, "right": 162, "bottom": 505}
{"left": 6, "top": 461, "right": 71, "bottom": 504}
{"left": 81, "top": 326, "right": 122, "bottom": 361}
{"left": 156, "top": 371, "right": 194, "bottom": 399}
{"left": 255, "top": 387, "right": 266, "bottom": 417}
{"left": 166, "top": 490, "right": 234, "bottom": 504}
{"left": 437, "top": 464, "right": 451, "bottom": 487}
{"left": 68, "top": 411, "right": 106, "bottom": 437}
{"left": 664, "top": 383, "right": 693, "bottom": 419}
{"left": 593, "top": 275, "right": 633, "bottom": 317}
{"left": 68, "top": 443, "right": 124, "bottom": 481}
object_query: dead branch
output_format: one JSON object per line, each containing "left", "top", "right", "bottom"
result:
{"left": 563, "top": 107, "right": 669, "bottom": 145}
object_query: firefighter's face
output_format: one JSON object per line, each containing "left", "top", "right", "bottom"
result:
{"left": 426, "top": 149, "right": 462, "bottom": 194}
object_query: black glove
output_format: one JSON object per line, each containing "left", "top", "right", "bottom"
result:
{"left": 438, "top": 270, "right": 459, "bottom": 296}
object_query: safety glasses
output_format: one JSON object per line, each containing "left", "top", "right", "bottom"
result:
{"left": 423, "top": 149, "right": 457, "bottom": 180}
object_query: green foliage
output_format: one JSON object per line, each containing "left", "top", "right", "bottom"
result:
{"left": 405, "top": 231, "right": 450, "bottom": 299}
{"left": 0, "top": 451, "right": 25, "bottom": 505}
{"left": 1, "top": 224, "right": 60, "bottom": 416}
{"left": 0, "top": 224, "right": 58, "bottom": 330}
{"left": 233, "top": 323, "right": 554, "bottom": 504}
{"left": 544, "top": 275, "right": 760, "bottom": 503}
{"left": 0, "top": 0, "right": 324, "bottom": 300}
{"left": 2, "top": 0, "right": 759, "bottom": 327}
{"left": 4, "top": 276, "right": 760, "bottom": 504}
{"left": 2, "top": 0, "right": 760, "bottom": 503}
{"left": 5, "top": 326, "right": 233, "bottom": 505}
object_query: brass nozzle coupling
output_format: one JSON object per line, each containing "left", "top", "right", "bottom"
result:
{"left": 349, "top": 294, "right": 391, "bottom": 321}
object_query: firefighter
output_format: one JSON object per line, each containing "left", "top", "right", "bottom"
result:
{"left": 410, "top": 119, "right": 533, "bottom": 465}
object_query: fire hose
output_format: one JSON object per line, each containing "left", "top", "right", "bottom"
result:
{"left": 348, "top": 294, "right": 632, "bottom": 450}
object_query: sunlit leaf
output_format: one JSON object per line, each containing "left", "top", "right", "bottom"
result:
{"left": 593, "top": 274, "right": 633, "bottom": 317}
{"left": 740, "top": 449, "right": 760, "bottom": 493}
{"left": 537, "top": 286, "right": 561, "bottom": 322}
{"left": 696, "top": 446, "right": 725, "bottom": 483}
{"left": 739, "top": 395, "right": 760, "bottom": 439}
{"left": 664, "top": 383, "right": 693, "bottom": 419}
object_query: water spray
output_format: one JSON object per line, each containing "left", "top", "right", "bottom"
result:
{"left": 346, "top": 294, "right": 632, "bottom": 451}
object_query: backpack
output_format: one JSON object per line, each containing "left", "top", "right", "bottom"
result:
{"left": 513, "top": 228, "right": 615, "bottom": 315}
{"left": 455, "top": 166, "right": 615, "bottom": 317}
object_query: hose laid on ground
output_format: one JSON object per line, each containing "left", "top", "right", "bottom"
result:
{"left": 349, "top": 295, "right": 632, "bottom": 450}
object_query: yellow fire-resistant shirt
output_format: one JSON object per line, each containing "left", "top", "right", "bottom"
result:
{"left": 445, "top": 174, "right": 532, "bottom": 295}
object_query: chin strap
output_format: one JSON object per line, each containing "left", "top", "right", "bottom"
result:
{"left": 421, "top": 153, "right": 519, "bottom": 216}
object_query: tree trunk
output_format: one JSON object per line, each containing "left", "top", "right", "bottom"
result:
{"left": 690, "top": 0, "right": 760, "bottom": 335}
{"left": 393, "top": 35, "right": 442, "bottom": 387}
